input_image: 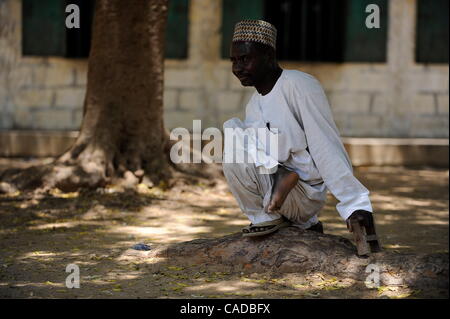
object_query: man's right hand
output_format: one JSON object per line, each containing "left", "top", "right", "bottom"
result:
{"left": 346, "top": 210, "right": 374, "bottom": 232}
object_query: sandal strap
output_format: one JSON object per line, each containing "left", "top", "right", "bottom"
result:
{"left": 242, "top": 217, "right": 290, "bottom": 233}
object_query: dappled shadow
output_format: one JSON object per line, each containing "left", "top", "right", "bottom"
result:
{"left": 0, "top": 190, "right": 159, "bottom": 230}
{"left": 0, "top": 165, "right": 448, "bottom": 298}
{"left": 320, "top": 166, "right": 449, "bottom": 254}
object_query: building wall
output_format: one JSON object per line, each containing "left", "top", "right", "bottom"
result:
{"left": 0, "top": 0, "right": 448, "bottom": 137}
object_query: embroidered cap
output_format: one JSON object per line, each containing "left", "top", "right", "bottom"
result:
{"left": 232, "top": 19, "right": 277, "bottom": 50}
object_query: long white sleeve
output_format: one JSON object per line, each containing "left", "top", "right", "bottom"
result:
{"left": 293, "top": 86, "right": 373, "bottom": 220}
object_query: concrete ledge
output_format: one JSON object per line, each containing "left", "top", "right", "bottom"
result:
{"left": 342, "top": 137, "right": 449, "bottom": 167}
{"left": 0, "top": 130, "right": 78, "bottom": 157}
{"left": 0, "top": 131, "right": 448, "bottom": 167}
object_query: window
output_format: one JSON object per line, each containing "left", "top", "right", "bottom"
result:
{"left": 221, "top": 0, "right": 264, "bottom": 59}
{"left": 221, "top": 0, "right": 388, "bottom": 62}
{"left": 22, "top": 0, "right": 94, "bottom": 58}
{"left": 336, "top": 0, "right": 388, "bottom": 62}
{"left": 416, "top": 0, "right": 449, "bottom": 63}
{"left": 166, "top": 0, "right": 189, "bottom": 59}
{"left": 22, "top": 0, "right": 189, "bottom": 59}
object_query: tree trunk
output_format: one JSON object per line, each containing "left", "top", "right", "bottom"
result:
{"left": 0, "top": 0, "right": 219, "bottom": 193}
{"left": 53, "top": 0, "right": 170, "bottom": 191}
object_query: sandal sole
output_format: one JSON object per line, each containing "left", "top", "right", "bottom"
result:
{"left": 242, "top": 221, "right": 291, "bottom": 237}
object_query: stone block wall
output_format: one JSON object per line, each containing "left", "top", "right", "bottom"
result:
{"left": 0, "top": 0, "right": 448, "bottom": 138}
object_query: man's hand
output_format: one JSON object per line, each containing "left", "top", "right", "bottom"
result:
{"left": 346, "top": 209, "right": 381, "bottom": 255}
{"left": 346, "top": 210, "right": 374, "bottom": 232}
{"left": 267, "top": 166, "right": 299, "bottom": 213}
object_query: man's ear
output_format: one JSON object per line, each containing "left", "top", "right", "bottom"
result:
{"left": 265, "top": 48, "right": 276, "bottom": 65}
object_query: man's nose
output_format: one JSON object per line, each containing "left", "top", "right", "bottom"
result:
{"left": 232, "top": 61, "right": 243, "bottom": 74}
{"left": 233, "top": 62, "right": 242, "bottom": 73}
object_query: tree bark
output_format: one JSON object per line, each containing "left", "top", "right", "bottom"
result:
{"left": 0, "top": 0, "right": 220, "bottom": 193}
{"left": 132, "top": 227, "right": 448, "bottom": 291}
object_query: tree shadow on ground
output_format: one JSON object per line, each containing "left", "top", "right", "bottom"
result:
{"left": 320, "top": 167, "right": 449, "bottom": 254}
{"left": 0, "top": 165, "right": 448, "bottom": 298}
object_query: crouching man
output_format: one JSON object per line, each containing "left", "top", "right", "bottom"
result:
{"left": 222, "top": 20, "right": 380, "bottom": 255}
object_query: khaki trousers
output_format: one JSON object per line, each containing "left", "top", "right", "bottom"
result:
{"left": 222, "top": 160, "right": 328, "bottom": 229}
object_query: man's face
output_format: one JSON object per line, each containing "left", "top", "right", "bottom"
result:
{"left": 230, "top": 41, "right": 269, "bottom": 87}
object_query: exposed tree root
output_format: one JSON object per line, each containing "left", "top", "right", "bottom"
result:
{"left": 134, "top": 227, "right": 449, "bottom": 291}
{"left": 0, "top": 137, "right": 222, "bottom": 195}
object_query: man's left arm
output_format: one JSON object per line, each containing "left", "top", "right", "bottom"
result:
{"left": 293, "top": 86, "right": 373, "bottom": 221}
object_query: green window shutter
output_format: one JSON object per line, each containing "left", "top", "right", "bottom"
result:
{"left": 416, "top": 0, "right": 449, "bottom": 63}
{"left": 22, "top": 0, "right": 67, "bottom": 56}
{"left": 342, "top": 0, "right": 388, "bottom": 62}
{"left": 221, "top": 0, "right": 264, "bottom": 58}
{"left": 165, "top": 0, "right": 189, "bottom": 59}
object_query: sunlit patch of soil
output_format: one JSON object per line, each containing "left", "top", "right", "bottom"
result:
{"left": 0, "top": 160, "right": 448, "bottom": 299}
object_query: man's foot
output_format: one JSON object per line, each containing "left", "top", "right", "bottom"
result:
{"left": 267, "top": 166, "right": 299, "bottom": 213}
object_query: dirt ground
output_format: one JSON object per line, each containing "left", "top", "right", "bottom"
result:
{"left": 0, "top": 158, "right": 448, "bottom": 299}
